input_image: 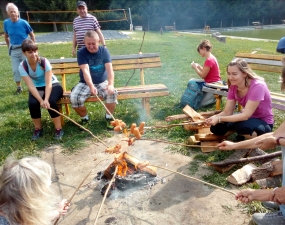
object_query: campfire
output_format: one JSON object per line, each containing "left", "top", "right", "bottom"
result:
{"left": 98, "top": 152, "right": 158, "bottom": 197}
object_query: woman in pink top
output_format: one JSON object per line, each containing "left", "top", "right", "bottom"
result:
{"left": 205, "top": 58, "right": 273, "bottom": 140}
{"left": 191, "top": 39, "right": 221, "bottom": 83}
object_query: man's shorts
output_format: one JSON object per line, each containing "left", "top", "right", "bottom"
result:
{"left": 69, "top": 80, "right": 118, "bottom": 108}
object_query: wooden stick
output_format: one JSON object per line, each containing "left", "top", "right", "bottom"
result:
{"left": 94, "top": 93, "right": 116, "bottom": 121}
{"left": 139, "top": 138, "right": 217, "bottom": 148}
{"left": 208, "top": 151, "right": 282, "bottom": 167}
{"left": 48, "top": 108, "right": 109, "bottom": 148}
{"left": 146, "top": 122, "right": 206, "bottom": 129}
{"left": 93, "top": 166, "right": 118, "bottom": 225}
{"left": 150, "top": 164, "right": 236, "bottom": 196}
{"left": 54, "top": 158, "right": 111, "bottom": 225}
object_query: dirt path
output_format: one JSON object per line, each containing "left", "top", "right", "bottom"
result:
{"left": 42, "top": 134, "right": 251, "bottom": 225}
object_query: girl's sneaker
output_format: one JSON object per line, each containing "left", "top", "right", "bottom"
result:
{"left": 31, "top": 128, "right": 44, "bottom": 141}
{"left": 54, "top": 129, "right": 64, "bottom": 140}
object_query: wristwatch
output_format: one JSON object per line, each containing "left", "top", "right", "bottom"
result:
{"left": 276, "top": 136, "right": 285, "bottom": 146}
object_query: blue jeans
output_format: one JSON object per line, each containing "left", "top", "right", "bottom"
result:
{"left": 210, "top": 118, "right": 273, "bottom": 136}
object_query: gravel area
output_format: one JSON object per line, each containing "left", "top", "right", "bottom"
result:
{"left": 0, "top": 30, "right": 131, "bottom": 45}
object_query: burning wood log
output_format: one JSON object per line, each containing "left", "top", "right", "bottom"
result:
{"left": 208, "top": 151, "right": 282, "bottom": 167}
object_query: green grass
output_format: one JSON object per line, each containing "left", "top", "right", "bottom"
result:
{"left": 0, "top": 31, "right": 283, "bottom": 216}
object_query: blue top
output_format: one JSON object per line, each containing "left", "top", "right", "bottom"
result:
{"left": 19, "top": 58, "right": 59, "bottom": 87}
{"left": 277, "top": 37, "right": 285, "bottom": 49}
{"left": 0, "top": 215, "right": 9, "bottom": 225}
{"left": 4, "top": 18, "right": 33, "bottom": 45}
{"left": 77, "top": 46, "right": 111, "bottom": 84}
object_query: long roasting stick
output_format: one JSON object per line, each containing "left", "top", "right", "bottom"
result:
{"left": 93, "top": 166, "right": 118, "bottom": 225}
{"left": 54, "top": 158, "right": 111, "bottom": 225}
{"left": 150, "top": 164, "right": 236, "bottom": 196}
{"left": 48, "top": 108, "right": 109, "bottom": 148}
{"left": 139, "top": 138, "right": 218, "bottom": 148}
{"left": 94, "top": 93, "right": 116, "bottom": 121}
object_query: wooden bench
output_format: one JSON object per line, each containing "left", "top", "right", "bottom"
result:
{"left": 164, "top": 26, "right": 174, "bottom": 31}
{"left": 252, "top": 21, "right": 263, "bottom": 29}
{"left": 49, "top": 53, "right": 169, "bottom": 125}
{"left": 202, "top": 85, "right": 285, "bottom": 111}
{"left": 235, "top": 52, "right": 283, "bottom": 74}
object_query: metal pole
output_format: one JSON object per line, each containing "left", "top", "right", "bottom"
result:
{"left": 129, "top": 8, "right": 133, "bottom": 31}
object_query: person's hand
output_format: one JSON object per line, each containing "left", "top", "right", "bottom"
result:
{"left": 235, "top": 189, "right": 255, "bottom": 203}
{"left": 106, "top": 85, "right": 115, "bottom": 94}
{"left": 58, "top": 199, "right": 70, "bottom": 217}
{"left": 273, "top": 187, "right": 285, "bottom": 204}
{"left": 205, "top": 116, "right": 219, "bottom": 126}
{"left": 217, "top": 141, "right": 235, "bottom": 150}
{"left": 41, "top": 99, "right": 50, "bottom": 109}
{"left": 90, "top": 86, "right": 98, "bottom": 96}
{"left": 191, "top": 62, "right": 197, "bottom": 69}
{"left": 72, "top": 49, "right": 76, "bottom": 57}
{"left": 255, "top": 136, "right": 277, "bottom": 150}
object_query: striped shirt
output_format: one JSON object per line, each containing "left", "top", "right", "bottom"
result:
{"left": 73, "top": 14, "right": 101, "bottom": 49}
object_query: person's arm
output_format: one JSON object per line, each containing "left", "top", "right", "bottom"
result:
{"left": 22, "top": 76, "right": 44, "bottom": 104}
{"left": 191, "top": 63, "right": 210, "bottom": 79}
{"left": 235, "top": 188, "right": 274, "bottom": 203}
{"left": 43, "top": 69, "right": 53, "bottom": 109}
{"left": 80, "top": 64, "right": 97, "bottom": 95}
{"left": 205, "top": 99, "right": 236, "bottom": 125}
{"left": 95, "top": 28, "right": 106, "bottom": 47}
{"left": 4, "top": 33, "right": 10, "bottom": 48}
{"left": 273, "top": 187, "right": 285, "bottom": 204}
{"left": 29, "top": 31, "right": 35, "bottom": 42}
{"left": 105, "top": 62, "right": 115, "bottom": 94}
{"left": 72, "top": 32, "right": 77, "bottom": 57}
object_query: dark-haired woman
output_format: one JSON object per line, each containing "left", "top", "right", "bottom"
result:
{"left": 18, "top": 39, "right": 64, "bottom": 140}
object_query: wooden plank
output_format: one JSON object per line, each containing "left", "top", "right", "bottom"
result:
{"left": 235, "top": 53, "right": 284, "bottom": 61}
{"left": 113, "top": 62, "right": 161, "bottom": 70}
{"left": 183, "top": 105, "right": 205, "bottom": 122}
{"left": 201, "top": 141, "right": 220, "bottom": 153}
{"left": 198, "top": 127, "right": 211, "bottom": 134}
{"left": 195, "top": 133, "right": 225, "bottom": 141}
{"left": 112, "top": 57, "right": 161, "bottom": 65}
{"left": 241, "top": 58, "right": 282, "bottom": 67}
{"left": 202, "top": 86, "right": 228, "bottom": 97}
{"left": 248, "top": 63, "right": 283, "bottom": 73}
{"left": 187, "top": 136, "right": 200, "bottom": 145}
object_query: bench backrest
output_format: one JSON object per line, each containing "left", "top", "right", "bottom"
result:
{"left": 235, "top": 52, "right": 283, "bottom": 73}
{"left": 49, "top": 53, "right": 161, "bottom": 92}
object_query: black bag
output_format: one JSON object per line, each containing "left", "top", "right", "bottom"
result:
{"left": 179, "top": 80, "right": 204, "bottom": 110}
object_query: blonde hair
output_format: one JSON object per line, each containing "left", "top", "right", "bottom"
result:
{"left": 0, "top": 157, "right": 59, "bottom": 225}
{"left": 227, "top": 58, "right": 264, "bottom": 87}
{"left": 6, "top": 3, "right": 18, "bottom": 12}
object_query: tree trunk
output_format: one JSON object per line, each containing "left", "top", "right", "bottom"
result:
{"left": 256, "top": 175, "right": 282, "bottom": 188}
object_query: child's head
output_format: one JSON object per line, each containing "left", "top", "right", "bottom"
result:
{"left": 197, "top": 40, "right": 212, "bottom": 53}
{"left": 21, "top": 39, "right": 38, "bottom": 52}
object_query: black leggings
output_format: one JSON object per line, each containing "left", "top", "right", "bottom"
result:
{"left": 210, "top": 118, "right": 273, "bottom": 136}
{"left": 28, "top": 83, "right": 63, "bottom": 119}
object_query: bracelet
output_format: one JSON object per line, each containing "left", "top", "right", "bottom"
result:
{"left": 272, "top": 187, "right": 279, "bottom": 200}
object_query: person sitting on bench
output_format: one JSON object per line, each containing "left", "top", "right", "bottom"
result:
{"left": 205, "top": 58, "right": 274, "bottom": 141}
{"left": 277, "top": 36, "right": 285, "bottom": 54}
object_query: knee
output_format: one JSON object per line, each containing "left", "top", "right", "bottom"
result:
{"left": 210, "top": 124, "right": 227, "bottom": 136}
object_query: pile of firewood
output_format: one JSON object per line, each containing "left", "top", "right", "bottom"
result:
{"left": 165, "top": 105, "right": 283, "bottom": 188}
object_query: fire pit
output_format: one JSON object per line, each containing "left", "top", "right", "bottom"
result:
{"left": 98, "top": 152, "right": 160, "bottom": 197}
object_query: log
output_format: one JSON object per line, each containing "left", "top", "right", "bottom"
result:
{"left": 255, "top": 175, "right": 282, "bottom": 188}
{"left": 198, "top": 127, "right": 211, "bottom": 134}
{"left": 165, "top": 110, "right": 221, "bottom": 122}
{"left": 183, "top": 123, "right": 210, "bottom": 130}
{"left": 183, "top": 105, "right": 205, "bottom": 122}
{"left": 227, "top": 163, "right": 257, "bottom": 185}
{"left": 206, "top": 149, "right": 250, "bottom": 173}
{"left": 208, "top": 151, "right": 282, "bottom": 167}
{"left": 195, "top": 133, "right": 225, "bottom": 141}
{"left": 247, "top": 148, "right": 267, "bottom": 157}
{"left": 251, "top": 160, "right": 283, "bottom": 181}
{"left": 201, "top": 141, "right": 220, "bottom": 153}
{"left": 187, "top": 136, "right": 200, "bottom": 145}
